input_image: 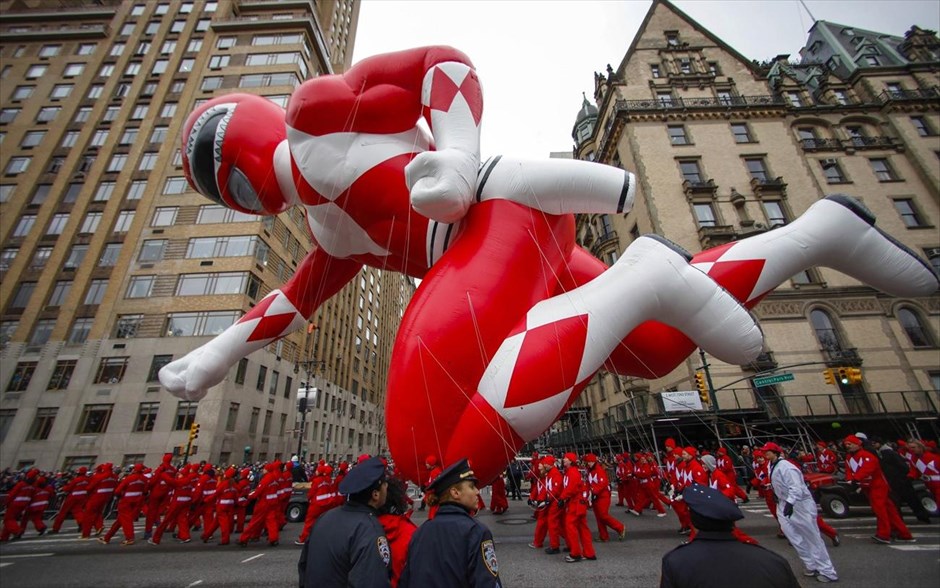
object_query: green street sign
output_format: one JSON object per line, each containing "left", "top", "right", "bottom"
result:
{"left": 753, "top": 373, "right": 795, "bottom": 387}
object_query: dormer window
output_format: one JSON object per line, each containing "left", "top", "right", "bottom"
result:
{"left": 809, "top": 41, "right": 822, "bottom": 54}
{"left": 666, "top": 31, "right": 680, "bottom": 46}
{"left": 842, "top": 27, "right": 855, "bottom": 36}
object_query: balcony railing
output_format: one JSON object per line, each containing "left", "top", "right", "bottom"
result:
{"left": 844, "top": 136, "right": 896, "bottom": 150}
{"left": 613, "top": 95, "right": 786, "bottom": 114}
{"left": 879, "top": 87, "right": 940, "bottom": 102}
{"left": 541, "top": 389, "right": 940, "bottom": 446}
{"left": 800, "top": 138, "right": 843, "bottom": 151}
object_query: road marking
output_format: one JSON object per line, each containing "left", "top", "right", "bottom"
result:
{"left": 241, "top": 553, "right": 265, "bottom": 563}
{"left": 890, "top": 545, "right": 940, "bottom": 552}
{"left": 0, "top": 553, "right": 55, "bottom": 559}
{"left": 0, "top": 563, "right": 13, "bottom": 568}
{"left": 186, "top": 581, "right": 204, "bottom": 587}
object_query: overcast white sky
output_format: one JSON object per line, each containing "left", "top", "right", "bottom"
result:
{"left": 352, "top": 0, "right": 940, "bottom": 158}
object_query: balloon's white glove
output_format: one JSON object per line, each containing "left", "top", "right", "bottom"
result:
{"left": 405, "top": 148, "right": 478, "bottom": 223}
{"left": 159, "top": 344, "right": 231, "bottom": 402}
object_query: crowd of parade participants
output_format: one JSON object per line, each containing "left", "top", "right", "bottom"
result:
{"left": 2, "top": 434, "right": 938, "bottom": 564}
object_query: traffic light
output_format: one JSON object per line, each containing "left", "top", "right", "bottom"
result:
{"left": 694, "top": 372, "right": 709, "bottom": 404}
{"left": 823, "top": 368, "right": 835, "bottom": 385}
{"left": 846, "top": 367, "right": 862, "bottom": 384}
{"left": 836, "top": 368, "right": 850, "bottom": 385}
{"left": 189, "top": 422, "right": 200, "bottom": 442}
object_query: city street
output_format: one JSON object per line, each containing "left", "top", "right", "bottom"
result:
{"left": 1, "top": 498, "right": 937, "bottom": 587}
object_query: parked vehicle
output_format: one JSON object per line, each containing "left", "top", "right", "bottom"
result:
{"left": 805, "top": 472, "right": 938, "bottom": 519}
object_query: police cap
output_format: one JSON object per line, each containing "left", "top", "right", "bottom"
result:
{"left": 338, "top": 456, "right": 386, "bottom": 495}
{"left": 428, "top": 458, "right": 478, "bottom": 495}
{"left": 682, "top": 483, "right": 744, "bottom": 522}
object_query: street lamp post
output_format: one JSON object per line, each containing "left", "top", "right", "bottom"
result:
{"left": 297, "top": 385, "right": 315, "bottom": 460}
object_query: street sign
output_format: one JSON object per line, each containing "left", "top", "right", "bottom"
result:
{"left": 753, "top": 373, "right": 794, "bottom": 387}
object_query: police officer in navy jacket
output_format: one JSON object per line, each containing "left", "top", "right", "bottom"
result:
{"left": 298, "top": 457, "right": 391, "bottom": 587}
{"left": 400, "top": 459, "right": 502, "bottom": 588}
{"left": 660, "top": 484, "right": 800, "bottom": 588}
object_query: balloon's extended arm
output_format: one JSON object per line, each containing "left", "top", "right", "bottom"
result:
{"left": 159, "top": 247, "right": 362, "bottom": 401}
{"left": 288, "top": 46, "right": 482, "bottom": 223}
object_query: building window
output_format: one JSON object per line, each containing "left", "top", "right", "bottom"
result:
{"left": 911, "top": 116, "right": 934, "bottom": 137}
{"left": 152, "top": 207, "right": 179, "bottom": 227}
{"left": 893, "top": 199, "right": 925, "bottom": 228}
{"left": 218, "top": 37, "right": 236, "bottom": 49}
{"left": 786, "top": 91, "right": 803, "bottom": 107}
{"left": 128, "top": 180, "right": 147, "bottom": 200}
{"left": 31, "top": 246, "right": 53, "bottom": 269}
{"left": 13, "top": 216, "right": 36, "bottom": 238}
{"left": 174, "top": 401, "right": 197, "bottom": 430}
{"left": 744, "top": 157, "right": 770, "bottom": 182}
{"left": 657, "top": 91, "right": 674, "bottom": 107}
{"left": 50, "top": 84, "right": 73, "bottom": 99}
{"left": 7, "top": 362, "right": 37, "bottom": 392}
{"left": 650, "top": 64, "right": 661, "bottom": 78}
{"left": 898, "top": 307, "right": 935, "bottom": 348}
{"left": 98, "top": 243, "right": 122, "bottom": 267}
{"left": 263, "top": 410, "right": 273, "bottom": 435}
{"left": 81, "top": 212, "right": 102, "bottom": 234}
{"left": 869, "top": 158, "right": 898, "bottom": 181}
{"left": 139, "top": 239, "right": 167, "bottom": 262}
{"left": 820, "top": 159, "right": 847, "bottom": 183}
{"left": 226, "top": 402, "right": 240, "bottom": 431}
{"left": 115, "top": 314, "right": 143, "bottom": 338}
{"left": 107, "top": 154, "right": 127, "bottom": 172}
{"left": 30, "top": 319, "right": 55, "bottom": 346}
{"left": 176, "top": 272, "right": 259, "bottom": 297}
{"left": 269, "top": 370, "right": 279, "bottom": 396}
{"left": 77, "top": 404, "right": 113, "bottom": 434}
{"left": 28, "top": 408, "right": 57, "bottom": 440}
{"left": 667, "top": 125, "right": 689, "bottom": 145}
{"left": 48, "top": 280, "right": 72, "bottom": 307}
{"left": 160, "top": 102, "right": 178, "bottom": 118}
{"left": 864, "top": 55, "right": 880, "bottom": 67}
{"left": 94, "top": 182, "right": 115, "bottom": 202}
{"left": 78, "top": 43, "right": 97, "bottom": 55}
{"left": 1, "top": 108, "right": 20, "bottom": 124}
{"left": 95, "top": 357, "right": 128, "bottom": 384}
{"left": 201, "top": 76, "right": 224, "bottom": 91}
{"left": 38, "top": 106, "right": 60, "bottom": 123}
{"left": 64, "top": 245, "right": 88, "bottom": 269}
{"left": 68, "top": 318, "right": 94, "bottom": 345}
{"left": 20, "top": 130, "right": 45, "bottom": 148}
{"left": 235, "top": 358, "right": 248, "bottom": 385}
{"left": 148, "top": 355, "right": 173, "bottom": 382}
{"left": 48, "top": 360, "right": 76, "bottom": 390}
{"left": 84, "top": 279, "right": 109, "bottom": 305}
{"left": 810, "top": 309, "right": 843, "bottom": 351}
{"left": 678, "top": 160, "right": 703, "bottom": 183}
{"left": 11, "top": 282, "right": 36, "bottom": 308}
{"left": 165, "top": 310, "right": 240, "bottom": 337}
{"left": 731, "top": 123, "right": 752, "bottom": 143}
{"left": 693, "top": 203, "right": 717, "bottom": 228}
{"left": 679, "top": 59, "right": 692, "bottom": 74}
{"left": 1, "top": 247, "right": 17, "bottom": 271}
{"left": 256, "top": 366, "right": 267, "bottom": 391}
{"left": 249, "top": 407, "right": 260, "bottom": 434}
{"left": 924, "top": 248, "right": 940, "bottom": 276}
{"left": 138, "top": 152, "right": 158, "bottom": 171}
{"left": 832, "top": 90, "right": 849, "bottom": 105}
{"left": 11, "top": 85, "right": 34, "bottom": 101}
{"left": 46, "top": 213, "right": 69, "bottom": 235}
{"left": 5, "top": 156, "right": 30, "bottom": 175}
{"left": 163, "top": 177, "right": 188, "bottom": 195}
{"left": 126, "top": 276, "right": 155, "bottom": 299}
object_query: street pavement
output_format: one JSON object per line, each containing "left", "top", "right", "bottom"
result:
{"left": 1, "top": 497, "right": 938, "bottom": 587}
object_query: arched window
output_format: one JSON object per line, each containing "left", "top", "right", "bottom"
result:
{"left": 898, "top": 307, "right": 935, "bottom": 348}
{"left": 810, "top": 309, "right": 843, "bottom": 351}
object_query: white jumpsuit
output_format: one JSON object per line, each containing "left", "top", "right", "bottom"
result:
{"left": 770, "top": 458, "right": 838, "bottom": 580}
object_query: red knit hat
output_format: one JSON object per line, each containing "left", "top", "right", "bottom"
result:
{"left": 816, "top": 440, "right": 827, "bottom": 448}
{"left": 844, "top": 435, "right": 863, "bottom": 446}
{"left": 665, "top": 437, "right": 676, "bottom": 448}
{"left": 684, "top": 446, "right": 697, "bottom": 457}
{"left": 541, "top": 456, "right": 556, "bottom": 467}
{"left": 584, "top": 453, "right": 598, "bottom": 463}
{"left": 758, "top": 442, "right": 784, "bottom": 454}
{"left": 425, "top": 455, "right": 437, "bottom": 466}
{"left": 564, "top": 452, "right": 578, "bottom": 463}
{"left": 717, "top": 447, "right": 727, "bottom": 455}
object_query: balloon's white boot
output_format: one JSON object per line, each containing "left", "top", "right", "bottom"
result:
{"left": 698, "top": 195, "right": 939, "bottom": 303}
{"left": 477, "top": 236, "right": 762, "bottom": 442}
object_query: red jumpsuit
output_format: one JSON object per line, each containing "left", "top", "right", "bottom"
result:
{"left": 615, "top": 456, "right": 629, "bottom": 507}
{"left": 634, "top": 458, "right": 667, "bottom": 515}
{"left": 297, "top": 472, "right": 337, "bottom": 544}
{"left": 716, "top": 450, "right": 747, "bottom": 501}
{"left": 699, "top": 469, "right": 757, "bottom": 545}
{"left": 151, "top": 471, "right": 196, "bottom": 544}
{"left": 489, "top": 474, "right": 508, "bottom": 514}
{"left": 235, "top": 471, "right": 251, "bottom": 532}
{"left": 144, "top": 461, "right": 177, "bottom": 536}
{"left": 544, "top": 465, "right": 566, "bottom": 551}
{"left": 103, "top": 469, "right": 147, "bottom": 544}
{"left": 378, "top": 512, "right": 418, "bottom": 588}
{"left": 561, "top": 465, "right": 595, "bottom": 559}
{"left": 25, "top": 479, "right": 53, "bottom": 535}
{"left": 194, "top": 473, "right": 218, "bottom": 534}
{"left": 531, "top": 472, "right": 549, "bottom": 548}
{"left": 238, "top": 470, "right": 281, "bottom": 546}
{"left": 276, "top": 469, "right": 292, "bottom": 530}
{"left": 1, "top": 476, "right": 37, "bottom": 540}
{"left": 202, "top": 471, "right": 237, "bottom": 545}
{"left": 846, "top": 448, "right": 913, "bottom": 541}
{"left": 586, "top": 462, "right": 624, "bottom": 540}
{"left": 81, "top": 467, "right": 118, "bottom": 538}
{"left": 52, "top": 472, "right": 89, "bottom": 533}
{"left": 816, "top": 447, "right": 838, "bottom": 474}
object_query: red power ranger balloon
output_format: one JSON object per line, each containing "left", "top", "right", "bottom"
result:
{"left": 160, "top": 46, "right": 938, "bottom": 485}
